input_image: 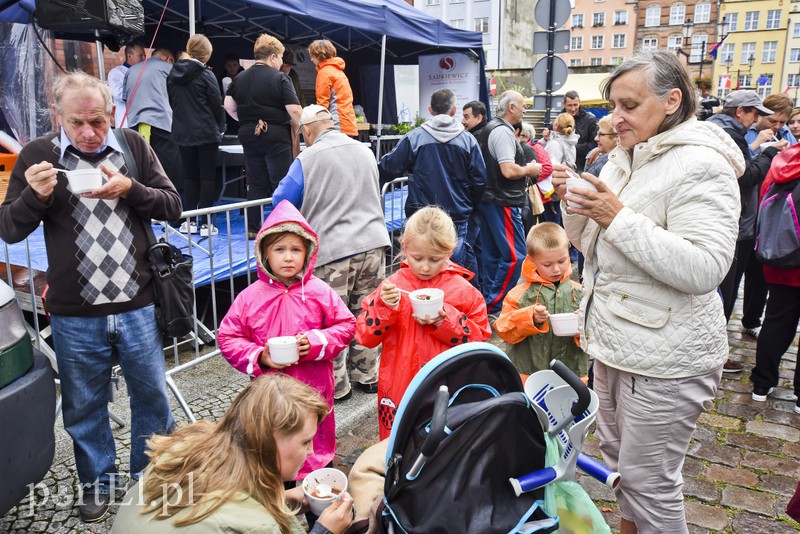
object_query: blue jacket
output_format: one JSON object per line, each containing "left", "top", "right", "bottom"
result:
{"left": 378, "top": 115, "right": 486, "bottom": 225}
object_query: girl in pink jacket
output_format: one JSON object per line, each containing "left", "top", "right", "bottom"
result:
{"left": 218, "top": 200, "right": 356, "bottom": 479}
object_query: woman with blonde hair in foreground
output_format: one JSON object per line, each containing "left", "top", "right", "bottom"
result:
{"left": 112, "top": 374, "right": 353, "bottom": 533}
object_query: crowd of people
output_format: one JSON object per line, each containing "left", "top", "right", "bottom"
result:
{"left": 2, "top": 34, "right": 800, "bottom": 534}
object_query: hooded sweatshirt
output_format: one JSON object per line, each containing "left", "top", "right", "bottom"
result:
{"left": 564, "top": 118, "right": 744, "bottom": 378}
{"left": 541, "top": 131, "right": 580, "bottom": 170}
{"left": 167, "top": 58, "right": 226, "bottom": 146}
{"left": 378, "top": 114, "right": 487, "bottom": 225}
{"left": 355, "top": 260, "right": 491, "bottom": 439}
{"left": 758, "top": 144, "right": 800, "bottom": 287}
{"left": 218, "top": 200, "right": 356, "bottom": 479}
{"left": 315, "top": 57, "right": 357, "bottom": 136}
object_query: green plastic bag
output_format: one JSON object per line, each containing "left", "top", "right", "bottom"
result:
{"left": 542, "top": 434, "right": 612, "bottom": 534}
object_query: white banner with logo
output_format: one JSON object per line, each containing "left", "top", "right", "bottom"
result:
{"left": 418, "top": 52, "right": 480, "bottom": 121}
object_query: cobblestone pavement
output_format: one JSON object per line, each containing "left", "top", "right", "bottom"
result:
{"left": 2, "top": 299, "right": 798, "bottom": 533}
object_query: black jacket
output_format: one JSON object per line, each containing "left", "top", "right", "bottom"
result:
{"left": 167, "top": 59, "right": 226, "bottom": 146}
{"left": 479, "top": 118, "right": 527, "bottom": 207}
{"left": 561, "top": 107, "right": 598, "bottom": 171}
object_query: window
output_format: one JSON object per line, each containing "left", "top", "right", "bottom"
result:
{"left": 741, "top": 42, "right": 756, "bottom": 64}
{"left": 795, "top": 22, "right": 800, "bottom": 38}
{"left": 763, "top": 41, "right": 778, "bottom": 63}
{"left": 669, "top": 4, "right": 686, "bottom": 26}
{"left": 450, "top": 18, "right": 464, "bottom": 29}
{"left": 792, "top": 48, "right": 800, "bottom": 63}
{"left": 613, "top": 34, "right": 626, "bottom": 48}
{"left": 645, "top": 5, "right": 660, "bottom": 27}
{"left": 744, "top": 11, "right": 759, "bottom": 31}
{"left": 717, "top": 75, "right": 731, "bottom": 99}
{"left": 425, "top": 0, "right": 440, "bottom": 5}
{"left": 720, "top": 43, "right": 734, "bottom": 65}
{"left": 766, "top": 10, "right": 781, "bottom": 30}
{"left": 450, "top": 0, "right": 465, "bottom": 3}
{"left": 788, "top": 73, "right": 800, "bottom": 88}
{"left": 642, "top": 37, "right": 658, "bottom": 49}
{"left": 591, "top": 35, "right": 604, "bottom": 49}
{"left": 570, "top": 36, "right": 583, "bottom": 50}
{"left": 668, "top": 35, "right": 682, "bottom": 51}
{"left": 614, "top": 10, "right": 627, "bottom": 25}
{"left": 740, "top": 74, "right": 753, "bottom": 89}
{"left": 590, "top": 57, "right": 603, "bottom": 66}
{"left": 572, "top": 14, "right": 584, "bottom": 28}
{"left": 726, "top": 13, "right": 738, "bottom": 32}
{"left": 690, "top": 34, "right": 708, "bottom": 63}
{"left": 593, "top": 13, "right": 605, "bottom": 27}
{"left": 612, "top": 56, "right": 624, "bottom": 65}
{"left": 569, "top": 58, "right": 583, "bottom": 67}
{"left": 757, "top": 74, "right": 773, "bottom": 98}
{"left": 694, "top": 2, "right": 710, "bottom": 24}
{"left": 474, "top": 17, "right": 489, "bottom": 33}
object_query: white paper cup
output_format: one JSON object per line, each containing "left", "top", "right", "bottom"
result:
{"left": 549, "top": 313, "right": 580, "bottom": 336}
{"left": 302, "top": 468, "right": 348, "bottom": 516}
{"left": 565, "top": 177, "right": 597, "bottom": 209}
{"left": 409, "top": 288, "right": 445, "bottom": 319}
{"left": 66, "top": 168, "right": 103, "bottom": 194}
{"left": 267, "top": 336, "right": 299, "bottom": 364}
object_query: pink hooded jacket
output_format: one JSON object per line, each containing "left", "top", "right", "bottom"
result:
{"left": 218, "top": 200, "right": 356, "bottom": 479}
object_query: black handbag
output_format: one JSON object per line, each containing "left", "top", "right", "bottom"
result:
{"left": 113, "top": 128, "right": 195, "bottom": 338}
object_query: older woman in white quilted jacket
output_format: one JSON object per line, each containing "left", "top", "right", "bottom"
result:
{"left": 551, "top": 50, "right": 744, "bottom": 534}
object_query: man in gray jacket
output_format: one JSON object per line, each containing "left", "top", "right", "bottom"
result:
{"left": 273, "top": 105, "right": 390, "bottom": 400}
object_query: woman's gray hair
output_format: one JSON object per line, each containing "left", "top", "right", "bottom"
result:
{"left": 601, "top": 49, "right": 698, "bottom": 135}
{"left": 520, "top": 121, "right": 536, "bottom": 139}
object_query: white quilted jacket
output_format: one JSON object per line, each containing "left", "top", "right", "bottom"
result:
{"left": 565, "top": 118, "right": 745, "bottom": 378}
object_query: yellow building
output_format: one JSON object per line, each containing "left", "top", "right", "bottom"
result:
{"left": 716, "top": 0, "right": 789, "bottom": 98}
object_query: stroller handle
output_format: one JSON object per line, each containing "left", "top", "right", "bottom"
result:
{"left": 406, "top": 385, "right": 449, "bottom": 479}
{"left": 550, "top": 360, "right": 591, "bottom": 419}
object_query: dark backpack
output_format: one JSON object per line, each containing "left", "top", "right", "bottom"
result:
{"left": 754, "top": 178, "right": 800, "bottom": 269}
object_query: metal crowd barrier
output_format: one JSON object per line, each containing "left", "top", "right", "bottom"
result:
{"left": 3, "top": 185, "right": 406, "bottom": 423}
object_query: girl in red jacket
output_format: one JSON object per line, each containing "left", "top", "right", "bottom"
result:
{"left": 356, "top": 207, "right": 491, "bottom": 439}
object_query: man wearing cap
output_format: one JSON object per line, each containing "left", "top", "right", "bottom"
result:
{"left": 707, "top": 89, "right": 785, "bottom": 373}
{"left": 273, "top": 105, "right": 390, "bottom": 400}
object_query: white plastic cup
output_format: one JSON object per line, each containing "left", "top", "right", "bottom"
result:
{"left": 409, "top": 288, "right": 445, "bottom": 319}
{"left": 302, "top": 468, "right": 348, "bottom": 516}
{"left": 66, "top": 168, "right": 103, "bottom": 194}
{"left": 549, "top": 313, "right": 580, "bottom": 336}
{"left": 565, "top": 176, "right": 597, "bottom": 209}
{"left": 267, "top": 336, "right": 299, "bottom": 365}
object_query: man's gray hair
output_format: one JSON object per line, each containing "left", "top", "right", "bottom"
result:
{"left": 52, "top": 71, "right": 113, "bottom": 116}
{"left": 601, "top": 49, "right": 697, "bottom": 135}
{"left": 430, "top": 88, "right": 457, "bottom": 115}
{"left": 496, "top": 90, "right": 522, "bottom": 116}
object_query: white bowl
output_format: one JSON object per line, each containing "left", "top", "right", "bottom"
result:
{"left": 267, "top": 336, "right": 299, "bottom": 364}
{"left": 565, "top": 177, "right": 597, "bottom": 209}
{"left": 302, "top": 468, "right": 348, "bottom": 516}
{"left": 409, "top": 288, "right": 445, "bottom": 320}
{"left": 549, "top": 313, "right": 580, "bottom": 336}
{"left": 66, "top": 168, "right": 103, "bottom": 194}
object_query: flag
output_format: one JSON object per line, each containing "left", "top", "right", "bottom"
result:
{"left": 723, "top": 75, "right": 732, "bottom": 89}
{"left": 757, "top": 75, "right": 769, "bottom": 86}
{"left": 785, "top": 85, "right": 792, "bottom": 94}
{"left": 707, "top": 34, "right": 728, "bottom": 60}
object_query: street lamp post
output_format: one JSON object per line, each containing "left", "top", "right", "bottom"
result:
{"left": 675, "top": 16, "right": 729, "bottom": 82}
{"left": 727, "top": 55, "right": 755, "bottom": 89}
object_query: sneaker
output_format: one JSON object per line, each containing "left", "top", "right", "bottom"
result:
{"left": 78, "top": 492, "right": 111, "bottom": 522}
{"left": 199, "top": 224, "right": 218, "bottom": 237}
{"left": 179, "top": 221, "right": 198, "bottom": 234}
{"left": 795, "top": 401, "right": 800, "bottom": 415}
{"left": 742, "top": 326, "right": 761, "bottom": 339}
{"left": 752, "top": 386, "right": 775, "bottom": 402}
{"left": 722, "top": 358, "right": 744, "bottom": 373}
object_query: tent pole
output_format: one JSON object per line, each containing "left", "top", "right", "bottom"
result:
{"left": 95, "top": 30, "right": 106, "bottom": 81}
{"left": 375, "top": 34, "right": 387, "bottom": 159}
{"left": 189, "top": 0, "right": 196, "bottom": 35}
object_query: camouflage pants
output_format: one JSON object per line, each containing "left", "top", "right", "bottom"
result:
{"left": 315, "top": 248, "right": 385, "bottom": 398}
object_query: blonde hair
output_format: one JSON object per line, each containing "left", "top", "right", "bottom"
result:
{"left": 553, "top": 113, "right": 575, "bottom": 137}
{"left": 52, "top": 71, "right": 113, "bottom": 115}
{"left": 186, "top": 34, "right": 212, "bottom": 64}
{"left": 597, "top": 113, "right": 615, "bottom": 132}
{"left": 307, "top": 40, "right": 337, "bottom": 62}
{"left": 526, "top": 222, "right": 570, "bottom": 257}
{"left": 254, "top": 34, "right": 285, "bottom": 61}
{"left": 401, "top": 206, "right": 457, "bottom": 256}
{"left": 790, "top": 107, "right": 800, "bottom": 122}
{"left": 140, "top": 374, "right": 329, "bottom": 531}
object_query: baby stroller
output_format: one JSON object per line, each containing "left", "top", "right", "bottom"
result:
{"left": 381, "top": 342, "right": 617, "bottom": 533}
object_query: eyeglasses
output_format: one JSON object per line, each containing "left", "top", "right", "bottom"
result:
{"left": 597, "top": 133, "right": 618, "bottom": 137}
